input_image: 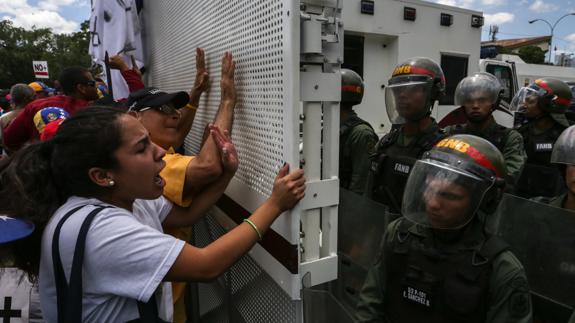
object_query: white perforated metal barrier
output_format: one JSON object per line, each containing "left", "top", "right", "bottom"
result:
{"left": 143, "top": 0, "right": 342, "bottom": 320}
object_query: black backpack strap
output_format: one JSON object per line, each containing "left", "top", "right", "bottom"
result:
{"left": 53, "top": 205, "right": 110, "bottom": 323}
{"left": 52, "top": 205, "right": 86, "bottom": 323}
{"left": 65, "top": 206, "right": 110, "bottom": 322}
{"left": 53, "top": 204, "right": 165, "bottom": 323}
{"left": 133, "top": 296, "right": 162, "bottom": 323}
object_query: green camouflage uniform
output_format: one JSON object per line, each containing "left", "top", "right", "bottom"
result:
{"left": 340, "top": 111, "right": 378, "bottom": 195}
{"left": 445, "top": 117, "right": 526, "bottom": 189}
{"left": 356, "top": 217, "right": 533, "bottom": 323}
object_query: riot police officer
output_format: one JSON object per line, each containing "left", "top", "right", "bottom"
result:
{"left": 536, "top": 124, "right": 575, "bottom": 210}
{"left": 512, "top": 78, "right": 573, "bottom": 198}
{"left": 356, "top": 134, "right": 532, "bottom": 323}
{"left": 368, "top": 57, "right": 446, "bottom": 213}
{"left": 339, "top": 68, "right": 378, "bottom": 195}
{"left": 445, "top": 72, "right": 526, "bottom": 188}
{"left": 529, "top": 124, "right": 575, "bottom": 322}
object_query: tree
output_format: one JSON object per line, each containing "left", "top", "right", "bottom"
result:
{"left": 518, "top": 46, "right": 546, "bottom": 64}
{"left": 0, "top": 20, "right": 91, "bottom": 89}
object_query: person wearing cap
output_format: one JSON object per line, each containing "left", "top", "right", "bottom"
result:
{"left": 445, "top": 72, "right": 526, "bottom": 189}
{"left": 367, "top": 57, "right": 447, "bottom": 214}
{"left": 0, "top": 216, "right": 44, "bottom": 321}
{"left": 511, "top": 78, "right": 574, "bottom": 199}
{"left": 356, "top": 134, "right": 532, "bottom": 323}
{"left": 339, "top": 68, "right": 378, "bottom": 195}
{"left": 2, "top": 67, "right": 101, "bottom": 152}
{"left": 127, "top": 50, "right": 234, "bottom": 323}
{"left": 28, "top": 81, "right": 55, "bottom": 99}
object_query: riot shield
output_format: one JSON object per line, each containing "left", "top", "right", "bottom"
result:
{"left": 492, "top": 194, "right": 575, "bottom": 321}
{"left": 515, "top": 164, "right": 566, "bottom": 199}
{"left": 332, "top": 188, "right": 399, "bottom": 315}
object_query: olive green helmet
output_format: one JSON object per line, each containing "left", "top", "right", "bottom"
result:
{"left": 385, "top": 57, "right": 446, "bottom": 124}
{"left": 341, "top": 68, "right": 364, "bottom": 106}
{"left": 402, "top": 135, "right": 506, "bottom": 229}
{"left": 510, "top": 78, "right": 573, "bottom": 126}
{"left": 531, "top": 78, "right": 573, "bottom": 113}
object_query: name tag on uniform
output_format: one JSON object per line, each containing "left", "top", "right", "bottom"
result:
{"left": 394, "top": 163, "right": 410, "bottom": 174}
{"left": 402, "top": 286, "right": 432, "bottom": 307}
{"left": 535, "top": 143, "right": 553, "bottom": 151}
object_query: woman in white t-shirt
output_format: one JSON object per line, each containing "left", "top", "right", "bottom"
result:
{"left": 0, "top": 106, "right": 305, "bottom": 323}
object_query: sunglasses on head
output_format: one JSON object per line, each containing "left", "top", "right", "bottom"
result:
{"left": 138, "top": 104, "right": 179, "bottom": 115}
{"left": 82, "top": 80, "right": 96, "bottom": 87}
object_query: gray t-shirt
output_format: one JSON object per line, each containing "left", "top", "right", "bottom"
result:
{"left": 39, "top": 196, "right": 185, "bottom": 323}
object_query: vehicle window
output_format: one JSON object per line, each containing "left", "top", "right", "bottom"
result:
{"left": 486, "top": 64, "right": 514, "bottom": 104}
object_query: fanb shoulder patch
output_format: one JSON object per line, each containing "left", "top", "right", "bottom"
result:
{"left": 507, "top": 276, "right": 531, "bottom": 318}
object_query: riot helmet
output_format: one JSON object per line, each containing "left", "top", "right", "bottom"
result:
{"left": 551, "top": 125, "right": 575, "bottom": 165}
{"left": 385, "top": 57, "right": 445, "bottom": 124}
{"left": 510, "top": 78, "right": 572, "bottom": 126}
{"left": 455, "top": 72, "right": 503, "bottom": 122}
{"left": 341, "top": 68, "right": 364, "bottom": 106}
{"left": 402, "top": 134, "right": 506, "bottom": 229}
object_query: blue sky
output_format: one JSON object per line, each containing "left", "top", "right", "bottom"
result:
{"left": 433, "top": 0, "right": 575, "bottom": 56}
{"left": 1, "top": 0, "right": 574, "bottom": 57}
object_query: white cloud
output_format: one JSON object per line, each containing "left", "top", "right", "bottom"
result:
{"left": 0, "top": 0, "right": 31, "bottom": 15}
{"left": 436, "top": 0, "right": 459, "bottom": 5}
{"left": 435, "top": 0, "right": 475, "bottom": 9}
{"left": 559, "top": 33, "right": 575, "bottom": 52}
{"left": 529, "top": 0, "right": 559, "bottom": 12}
{"left": 484, "top": 12, "right": 515, "bottom": 25}
{"left": 482, "top": 0, "right": 506, "bottom": 6}
{"left": 38, "top": 0, "right": 77, "bottom": 11}
{"left": 3, "top": 11, "right": 78, "bottom": 33}
{"left": 0, "top": 0, "right": 80, "bottom": 33}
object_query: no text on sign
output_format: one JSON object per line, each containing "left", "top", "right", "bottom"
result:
{"left": 33, "top": 61, "right": 49, "bottom": 79}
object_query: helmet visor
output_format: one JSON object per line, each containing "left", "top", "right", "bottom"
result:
{"left": 385, "top": 76, "right": 432, "bottom": 124}
{"left": 402, "top": 160, "right": 493, "bottom": 230}
{"left": 510, "top": 86, "right": 545, "bottom": 113}
{"left": 454, "top": 78, "right": 500, "bottom": 107}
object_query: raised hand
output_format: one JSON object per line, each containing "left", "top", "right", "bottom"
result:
{"left": 220, "top": 51, "right": 236, "bottom": 105}
{"left": 209, "top": 123, "right": 238, "bottom": 174}
{"left": 190, "top": 48, "right": 209, "bottom": 106}
{"left": 130, "top": 55, "right": 141, "bottom": 77}
{"left": 108, "top": 55, "right": 129, "bottom": 72}
{"left": 269, "top": 164, "right": 306, "bottom": 212}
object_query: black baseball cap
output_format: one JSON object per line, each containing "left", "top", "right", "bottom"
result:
{"left": 127, "top": 87, "right": 189, "bottom": 111}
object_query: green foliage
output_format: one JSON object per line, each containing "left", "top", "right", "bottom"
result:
{"left": 0, "top": 20, "right": 91, "bottom": 89}
{"left": 518, "top": 45, "right": 546, "bottom": 64}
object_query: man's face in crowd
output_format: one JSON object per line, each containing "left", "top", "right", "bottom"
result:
{"left": 423, "top": 176, "right": 472, "bottom": 229}
{"left": 395, "top": 83, "right": 428, "bottom": 121}
{"left": 565, "top": 165, "right": 575, "bottom": 196}
{"left": 523, "top": 94, "right": 543, "bottom": 119}
{"left": 464, "top": 91, "right": 493, "bottom": 123}
{"left": 78, "top": 72, "right": 100, "bottom": 101}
